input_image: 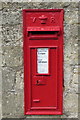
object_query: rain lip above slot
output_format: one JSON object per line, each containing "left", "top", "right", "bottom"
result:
{"left": 27, "top": 26, "right": 60, "bottom": 31}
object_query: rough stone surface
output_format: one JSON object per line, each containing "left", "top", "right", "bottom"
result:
{"left": 0, "top": 2, "right": 2, "bottom": 120}
{"left": 0, "top": 1, "right": 79, "bottom": 119}
{"left": 0, "top": 0, "right": 80, "bottom": 2}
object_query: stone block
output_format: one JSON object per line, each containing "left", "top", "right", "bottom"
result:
{"left": 64, "top": 10, "right": 78, "bottom": 24}
{"left": 2, "top": 67, "right": 24, "bottom": 118}
{"left": 2, "top": 24, "right": 23, "bottom": 46}
{"left": 63, "top": 93, "right": 78, "bottom": 118}
{"left": 2, "top": 66, "right": 24, "bottom": 93}
{"left": 2, "top": 90, "right": 24, "bottom": 118}
{"left": 2, "top": 67, "right": 16, "bottom": 92}
{"left": 2, "top": 46, "right": 23, "bottom": 67}
{"left": 64, "top": 65, "right": 78, "bottom": 93}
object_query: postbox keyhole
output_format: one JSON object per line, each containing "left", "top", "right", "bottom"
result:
{"left": 36, "top": 80, "right": 39, "bottom": 85}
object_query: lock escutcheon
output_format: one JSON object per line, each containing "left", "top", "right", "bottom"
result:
{"left": 33, "top": 76, "right": 46, "bottom": 85}
{"left": 36, "top": 80, "right": 41, "bottom": 85}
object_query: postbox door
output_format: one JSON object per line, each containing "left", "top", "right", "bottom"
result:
{"left": 30, "top": 47, "right": 58, "bottom": 110}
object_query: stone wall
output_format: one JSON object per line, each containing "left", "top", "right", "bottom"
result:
{"left": 0, "top": 2, "right": 2, "bottom": 120}
{"left": 0, "top": 1, "right": 79, "bottom": 119}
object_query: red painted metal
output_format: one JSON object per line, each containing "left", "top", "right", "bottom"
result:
{"left": 23, "top": 9, "right": 64, "bottom": 115}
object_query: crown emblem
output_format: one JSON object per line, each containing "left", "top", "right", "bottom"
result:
{"left": 39, "top": 15, "right": 47, "bottom": 24}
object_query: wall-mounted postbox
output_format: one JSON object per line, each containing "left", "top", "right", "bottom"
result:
{"left": 23, "top": 9, "right": 64, "bottom": 115}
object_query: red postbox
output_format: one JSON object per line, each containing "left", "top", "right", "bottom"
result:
{"left": 23, "top": 9, "right": 64, "bottom": 115}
